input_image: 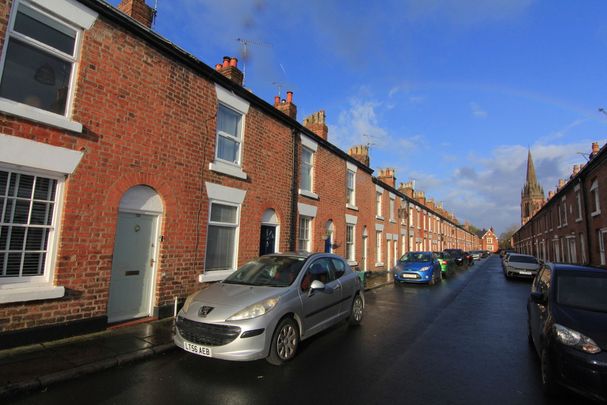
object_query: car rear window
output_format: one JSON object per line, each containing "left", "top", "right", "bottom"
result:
{"left": 557, "top": 272, "right": 607, "bottom": 313}
{"left": 508, "top": 255, "right": 538, "bottom": 264}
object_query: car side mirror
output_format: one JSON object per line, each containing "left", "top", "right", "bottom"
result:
{"left": 308, "top": 280, "right": 328, "bottom": 297}
{"left": 530, "top": 291, "right": 546, "bottom": 304}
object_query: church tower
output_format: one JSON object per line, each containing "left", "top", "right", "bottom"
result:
{"left": 521, "top": 149, "right": 545, "bottom": 225}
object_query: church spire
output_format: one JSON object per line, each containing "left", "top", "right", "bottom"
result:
{"left": 521, "top": 149, "right": 545, "bottom": 225}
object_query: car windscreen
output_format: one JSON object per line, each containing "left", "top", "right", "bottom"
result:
{"left": 400, "top": 253, "right": 432, "bottom": 263}
{"left": 508, "top": 255, "right": 538, "bottom": 264}
{"left": 223, "top": 256, "right": 306, "bottom": 287}
{"left": 556, "top": 272, "right": 607, "bottom": 313}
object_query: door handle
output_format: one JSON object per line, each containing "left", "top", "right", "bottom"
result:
{"left": 334, "top": 284, "right": 342, "bottom": 290}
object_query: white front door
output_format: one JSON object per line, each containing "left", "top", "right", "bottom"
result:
{"left": 108, "top": 212, "right": 157, "bottom": 322}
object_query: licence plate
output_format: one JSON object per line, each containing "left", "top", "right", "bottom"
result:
{"left": 402, "top": 274, "right": 417, "bottom": 279}
{"left": 183, "top": 341, "right": 212, "bottom": 357}
{"left": 519, "top": 271, "right": 532, "bottom": 275}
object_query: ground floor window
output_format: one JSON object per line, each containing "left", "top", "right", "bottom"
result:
{"left": 346, "top": 224, "right": 355, "bottom": 262}
{"left": 298, "top": 216, "right": 312, "bottom": 252}
{"left": 205, "top": 203, "right": 238, "bottom": 271}
{"left": 376, "top": 231, "right": 382, "bottom": 265}
{"left": 1, "top": 168, "right": 58, "bottom": 282}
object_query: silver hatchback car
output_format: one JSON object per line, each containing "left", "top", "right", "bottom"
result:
{"left": 174, "top": 252, "right": 364, "bottom": 365}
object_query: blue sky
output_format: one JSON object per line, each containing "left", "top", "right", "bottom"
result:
{"left": 109, "top": 0, "right": 607, "bottom": 235}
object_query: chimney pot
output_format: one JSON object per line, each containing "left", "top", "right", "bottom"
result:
{"left": 274, "top": 95, "right": 280, "bottom": 106}
{"left": 286, "top": 91, "right": 293, "bottom": 104}
{"left": 215, "top": 64, "right": 222, "bottom": 70}
{"left": 223, "top": 56, "right": 230, "bottom": 68}
{"left": 229, "top": 57, "right": 238, "bottom": 67}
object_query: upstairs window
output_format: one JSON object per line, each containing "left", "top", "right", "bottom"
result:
{"left": 216, "top": 104, "right": 243, "bottom": 165}
{"left": 375, "top": 192, "right": 382, "bottom": 218}
{"left": 561, "top": 197, "right": 568, "bottom": 226}
{"left": 300, "top": 147, "right": 314, "bottom": 192}
{"left": 389, "top": 197, "right": 395, "bottom": 222}
{"left": 0, "top": 3, "right": 78, "bottom": 116}
{"left": 346, "top": 170, "right": 355, "bottom": 206}
{"left": 591, "top": 179, "right": 601, "bottom": 216}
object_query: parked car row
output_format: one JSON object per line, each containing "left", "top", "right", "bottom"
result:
{"left": 393, "top": 249, "right": 487, "bottom": 286}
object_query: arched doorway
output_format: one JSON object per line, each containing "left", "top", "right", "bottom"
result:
{"left": 108, "top": 186, "right": 163, "bottom": 323}
{"left": 259, "top": 209, "right": 280, "bottom": 256}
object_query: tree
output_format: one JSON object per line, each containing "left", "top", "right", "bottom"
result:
{"left": 499, "top": 224, "right": 519, "bottom": 249}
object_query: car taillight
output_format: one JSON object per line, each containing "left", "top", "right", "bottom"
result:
{"left": 440, "top": 260, "right": 445, "bottom": 265}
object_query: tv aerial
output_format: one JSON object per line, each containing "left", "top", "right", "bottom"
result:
{"left": 236, "top": 38, "right": 271, "bottom": 86}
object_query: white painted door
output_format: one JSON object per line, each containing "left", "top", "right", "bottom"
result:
{"left": 108, "top": 212, "right": 157, "bottom": 322}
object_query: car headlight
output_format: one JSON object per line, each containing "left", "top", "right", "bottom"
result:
{"left": 227, "top": 297, "right": 280, "bottom": 321}
{"left": 420, "top": 266, "right": 432, "bottom": 272}
{"left": 181, "top": 293, "right": 197, "bottom": 313}
{"left": 553, "top": 324, "right": 601, "bottom": 354}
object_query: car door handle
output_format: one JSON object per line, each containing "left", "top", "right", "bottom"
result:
{"left": 334, "top": 284, "right": 342, "bottom": 290}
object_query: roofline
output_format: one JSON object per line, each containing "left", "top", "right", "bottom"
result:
{"left": 515, "top": 141, "right": 607, "bottom": 237}
{"left": 77, "top": 0, "right": 373, "bottom": 175}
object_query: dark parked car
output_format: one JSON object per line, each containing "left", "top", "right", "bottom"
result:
{"left": 527, "top": 263, "right": 607, "bottom": 402}
{"left": 444, "top": 249, "right": 465, "bottom": 266}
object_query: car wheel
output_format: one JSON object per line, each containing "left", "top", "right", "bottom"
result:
{"left": 540, "top": 348, "right": 560, "bottom": 395}
{"left": 348, "top": 294, "right": 364, "bottom": 326}
{"left": 266, "top": 317, "right": 299, "bottom": 366}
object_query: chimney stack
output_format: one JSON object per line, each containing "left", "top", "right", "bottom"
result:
{"left": 572, "top": 164, "right": 580, "bottom": 177}
{"left": 274, "top": 91, "right": 297, "bottom": 119}
{"left": 118, "top": 0, "right": 155, "bottom": 28}
{"left": 398, "top": 181, "right": 415, "bottom": 198}
{"left": 348, "top": 145, "right": 370, "bottom": 167}
{"left": 558, "top": 179, "right": 566, "bottom": 189}
{"left": 215, "top": 56, "right": 244, "bottom": 86}
{"left": 303, "top": 110, "right": 328, "bottom": 140}
{"left": 377, "top": 168, "right": 396, "bottom": 188}
{"left": 590, "top": 142, "right": 600, "bottom": 159}
{"left": 548, "top": 190, "right": 554, "bottom": 199}
{"left": 414, "top": 191, "right": 426, "bottom": 205}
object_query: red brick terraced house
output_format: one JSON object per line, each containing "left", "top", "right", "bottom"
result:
{"left": 513, "top": 142, "right": 607, "bottom": 267}
{"left": 0, "top": 0, "right": 482, "bottom": 346}
{"left": 480, "top": 228, "right": 498, "bottom": 253}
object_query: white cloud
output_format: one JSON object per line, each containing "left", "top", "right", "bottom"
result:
{"left": 470, "top": 102, "right": 488, "bottom": 118}
{"left": 328, "top": 98, "right": 390, "bottom": 150}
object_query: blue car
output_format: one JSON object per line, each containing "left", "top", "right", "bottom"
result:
{"left": 392, "top": 251, "right": 442, "bottom": 285}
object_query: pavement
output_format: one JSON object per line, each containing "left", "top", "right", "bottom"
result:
{"left": 0, "top": 271, "right": 391, "bottom": 399}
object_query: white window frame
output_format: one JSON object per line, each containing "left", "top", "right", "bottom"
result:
{"left": 591, "top": 179, "right": 601, "bottom": 217}
{"left": 0, "top": 0, "right": 97, "bottom": 133}
{"left": 389, "top": 194, "right": 395, "bottom": 223}
{"left": 299, "top": 135, "right": 318, "bottom": 199}
{"left": 599, "top": 228, "right": 607, "bottom": 266}
{"left": 298, "top": 215, "right": 312, "bottom": 252}
{"left": 210, "top": 85, "right": 249, "bottom": 180}
{"left": 561, "top": 196, "right": 568, "bottom": 226}
{"left": 574, "top": 185, "right": 582, "bottom": 222}
{"left": 579, "top": 233, "right": 586, "bottom": 263}
{"left": 346, "top": 169, "right": 356, "bottom": 208}
{"left": 0, "top": 164, "right": 66, "bottom": 303}
{"left": 375, "top": 230, "right": 383, "bottom": 266}
{"left": 376, "top": 191, "right": 383, "bottom": 219}
{"left": 346, "top": 223, "right": 355, "bottom": 264}
{"left": 200, "top": 182, "right": 245, "bottom": 282}
{"left": 566, "top": 236, "right": 576, "bottom": 263}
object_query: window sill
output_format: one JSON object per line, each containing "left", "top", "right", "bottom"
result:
{"left": 299, "top": 189, "right": 319, "bottom": 200}
{"left": 0, "top": 98, "right": 82, "bottom": 133}
{"left": 209, "top": 160, "right": 247, "bottom": 180}
{"left": 376, "top": 215, "right": 384, "bottom": 221}
{"left": 389, "top": 219, "right": 396, "bottom": 224}
{"left": 347, "top": 260, "right": 358, "bottom": 266}
{"left": 592, "top": 210, "right": 601, "bottom": 217}
{"left": 575, "top": 218, "right": 582, "bottom": 223}
{"left": 0, "top": 284, "right": 65, "bottom": 304}
{"left": 375, "top": 262, "right": 384, "bottom": 267}
{"left": 346, "top": 204, "right": 359, "bottom": 211}
{"left": 198, "top": 270, "right": 235, "bottom": 283}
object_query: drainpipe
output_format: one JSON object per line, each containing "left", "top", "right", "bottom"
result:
{"left": 289, "top": 129, "right": 300, "bottom": 251}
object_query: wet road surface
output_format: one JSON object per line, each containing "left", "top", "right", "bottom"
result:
{"left": 11, "top": 256, "right": 594, "bottom": 404}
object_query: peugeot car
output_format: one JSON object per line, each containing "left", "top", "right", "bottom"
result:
{"left": 174, "top": 252, "right": 364, "bottom": 365}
